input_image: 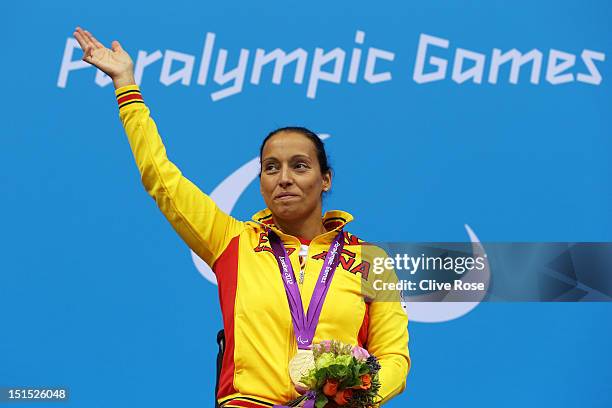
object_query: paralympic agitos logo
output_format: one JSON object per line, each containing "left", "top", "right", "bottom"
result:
{"left": 57, "top": 31, "right": 605, "bottom": 101}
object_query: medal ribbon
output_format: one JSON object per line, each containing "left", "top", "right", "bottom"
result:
{"left": 268, "top": 230, "right": 344, "bottom": 350}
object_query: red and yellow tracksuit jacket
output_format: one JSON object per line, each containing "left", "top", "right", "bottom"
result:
{"left": 115, "top": 85, "right": 410, "bottom": 407}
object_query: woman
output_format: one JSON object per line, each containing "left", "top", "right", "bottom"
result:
{"left": 73, "top": 27, "right": 409, "bottom": 408}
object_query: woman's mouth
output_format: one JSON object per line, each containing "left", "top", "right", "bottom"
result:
{"left": 275, "top": 192, "right": 299, "bottom": 201}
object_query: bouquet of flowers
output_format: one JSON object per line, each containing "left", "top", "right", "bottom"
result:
{"left": 285, "top": 340, "right": 382, "bottom": 408}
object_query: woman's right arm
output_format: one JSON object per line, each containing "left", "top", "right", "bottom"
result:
{"left": 74, "top": 27, "right": 245, "bottom": 266}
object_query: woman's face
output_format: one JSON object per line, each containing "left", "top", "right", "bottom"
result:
{"left": 260, "top": 131, "right": 331, "bottom": 223}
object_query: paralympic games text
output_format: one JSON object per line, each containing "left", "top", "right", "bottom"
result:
{"left": 58, "top": 31, "right": 605, "bottom": 101}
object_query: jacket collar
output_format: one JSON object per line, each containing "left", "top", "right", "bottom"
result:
{"left": 249, "top": 208, "right": 354, "bottom": 243}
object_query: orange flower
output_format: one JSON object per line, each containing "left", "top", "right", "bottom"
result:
{"left": 333, "top": 388, "right": 353, "bottom": 406}
{"left": 323, "top": 379, "right": 339, "bottom": 397}
{"left": 360, "top": 374, "right": 372, "bottom": 390}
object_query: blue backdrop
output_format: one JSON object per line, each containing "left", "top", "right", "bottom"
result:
{"left": 2, "top": 1, "right": 611, "bottom": 407}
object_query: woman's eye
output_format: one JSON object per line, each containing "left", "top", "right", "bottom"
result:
{"left": 264, "top": 164, "right": 279, "bottom": 172}
{"left": 295, "top": 162, "right": 309, "bottom": 170}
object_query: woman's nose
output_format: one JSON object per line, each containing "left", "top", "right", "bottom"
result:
{"left": 278, "top": 166, "right": 293, "bottom": 187}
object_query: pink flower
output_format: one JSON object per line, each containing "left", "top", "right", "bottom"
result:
{"left": 319, "top": 340, "right": 332, "bottom": 352}
{"left": 351, "top": 346, "right": 370, "bottom": 361}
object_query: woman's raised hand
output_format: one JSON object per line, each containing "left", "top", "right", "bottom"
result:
{"left": 73, "top": 27, "right": 135, "bottom": 88}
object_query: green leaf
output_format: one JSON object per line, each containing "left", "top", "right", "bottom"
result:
{"left": 335, "top": 355, "right": 352, "bottom": 366}
{"left": 358, "top": 364, "right": 369, "bottom": 376}
{"left": 328, "top": 364, "right": 349, "bottom": 379}
{"left": 315, "top": 394, "right": 328, "bottom": 408}
{"left": 315, "top": 353, "right": 335, "bottom": 370}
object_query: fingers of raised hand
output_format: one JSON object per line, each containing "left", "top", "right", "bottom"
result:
{"left": 83, "top": 29, "right": 104, "bottom": 49}
{"left": 73, "top": 28, "right": 88, "bottom": 49}
{"left": 73, "top": 27, "right": 103, "bottom": 61}
{"left": 73, "top": 28, "right": 92, "bottom": 59}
